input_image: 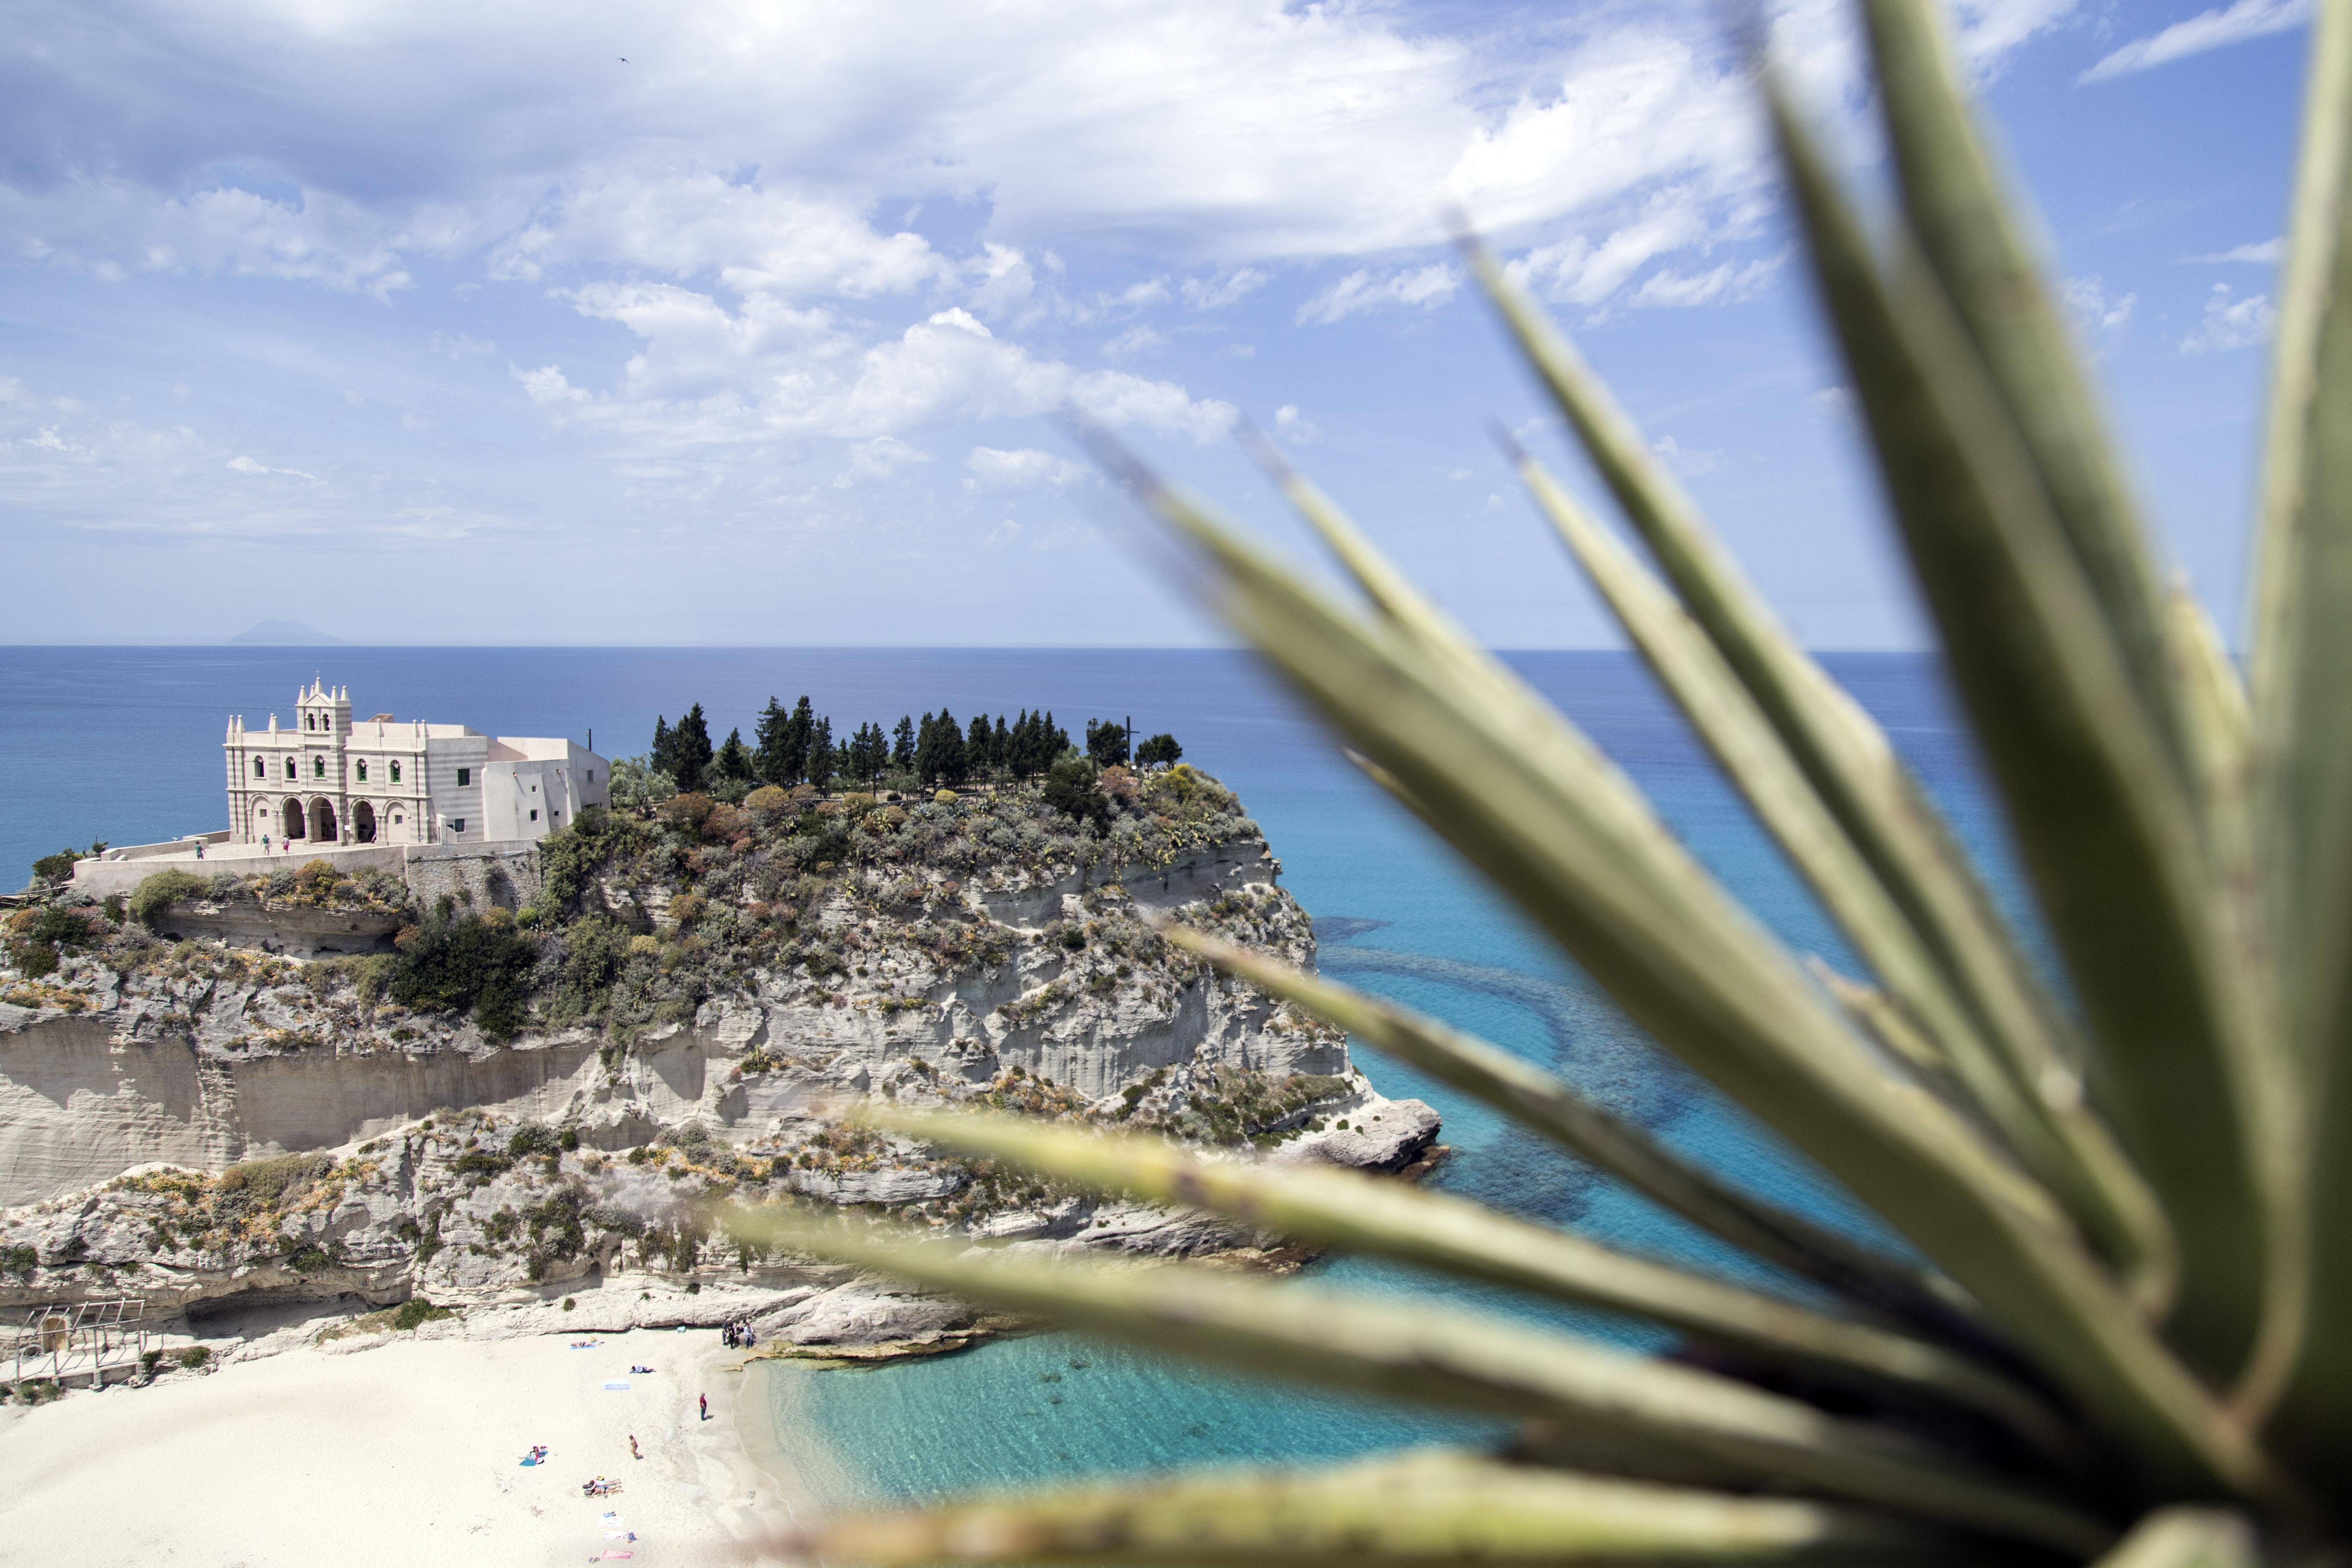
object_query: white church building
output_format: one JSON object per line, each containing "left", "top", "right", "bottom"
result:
{"left": 224, "top": 679, "right": 609, "bottom": 851}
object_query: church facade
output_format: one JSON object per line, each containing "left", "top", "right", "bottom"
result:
{"left": 224, "top": 680, "right": 609, "bottom": 851}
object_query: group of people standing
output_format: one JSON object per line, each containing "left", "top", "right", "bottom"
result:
{"left": 719, "top": 1320, "right": 757, "bottom": 1350}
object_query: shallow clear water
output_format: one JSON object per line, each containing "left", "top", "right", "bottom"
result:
{"left": 0, "top": 644, "right": 2022, "bottom": 1507}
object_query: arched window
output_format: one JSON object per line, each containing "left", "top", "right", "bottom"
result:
{"left": 253, "top": 758, "right": 265, "bottom": 778}
{"left": 390, "top": 760, "right": 401, "bottom": 783}
{"left": 356, "top": 760, "right": 368, "bottom": 782}
{"left": 312, "top": 756, "right": 326, "bottom": 779}
{"left": 285, "top": 758, "right": 296, "bottom": 780}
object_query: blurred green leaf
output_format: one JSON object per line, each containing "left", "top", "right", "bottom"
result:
{"left": 2088, "top": 1508, "right": 2260, "bottom": 1568}
{"left": 1508, "top": 443, "right": 2172, "bottom": 1313}
{"left": 864, "top": 1104, "right": 2077, "bottom": 1456}
{"left": 1101, "top": 444, "right": 2286, "bottom": 1505}
{"left": 2251, "top": 0, "right": 2352, "bottom": 1477}
{"left": 1766, "top": 72, "right": 2269, "bottom": 1389}
{"left": 793, "top": 1448, "right": 1979, "bottom": 1567}
{"left": 1859, "top": 0, "right": 2195, "bottom": 791}
{"left": 1158, "top": 923, "right": 1976, "bottom": 1338}
{"left": 743, "top": 1208, "right": 2112, "bottom": 1553}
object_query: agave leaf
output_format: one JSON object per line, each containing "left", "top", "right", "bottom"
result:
{"left": 1858, "top": 0, "right": 2197, "bottom": 790}
{"left": 741, "top": 1209, "right": 2112, "bottom": 1553}
{"left": 2251, "top": 0, "right": 2352, "bottom": 1476}
{"left": 1765, "top": 74, "right": 2270, "bottom": 1386}
{"left": 2088, "top": 1508, "right": 2261, "bottom": 1568}
{"left": 1158, "top": 923, "right": 1978, "bottom": 1337}
{"left": 1462, "top": 238, "right": 2100, "bottom": 1268}
{"left": 1807, "top": 958, "right": 1948, "bottom": 1078}
{"left": 862, "top": 1105, "right": 2077, "bottom": 1456}
{"left": 1089, "top": 439, "right": 2294, "bottom": 1509}
{"left": 791, "top": 1448, "right": 1979, "bottom": 1567}
{"left": 1509, "top": 443, "right": 2172, "bottom": 1311}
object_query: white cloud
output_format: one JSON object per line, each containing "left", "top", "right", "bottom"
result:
{"left": 833, "top": 435, "right": 928, "bottom": 487}
{"left": 1102, "top": 324, "right": 1168, "bottom": 358}
{"left": 1182, "top": 270, "right": 1271, "bottom": 309}
{"left": 2082, "top": 0, "right": 2309, "bottom": 81}
{"left": 1273, "top": 404, "right": 1321, "bottom": 443}
{"left": 490, "top": 177, "right": 943, "bottom": 298}
{"left": 2062, "top": 275, "right": 2137, "bottom": 331}
{"left": 1297, "top": 263, "right": 1459, "bottom": 325}
{"left": 1631, "top": 254, "right": 1782, "bottom": 308}
{"left": 534, "top": 296, "right": 1236, "bottom": 449}
{"left": 2182, "top": 284, "right": 2276, "bottom": 352}
{"left": 2191, "top": 238, "right": 2285, "bottom": 263}
{"left": 227, "top": 454, "right": 320, "bottom": 481}
{"left": 965, "top": 446, "right": 1089, "bottom": 489}
{"left": 1651, "top": 434, "right": 1722, "bottom": 475}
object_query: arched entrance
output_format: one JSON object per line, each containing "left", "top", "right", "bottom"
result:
{"left": 353, "top": 801, "right": 377, "bottom": 843}
{"left": 310, "top": 797, "right": 338, "bottom": 843}
{"left": 283, "top": 799, "right": 306, "bottom": 840}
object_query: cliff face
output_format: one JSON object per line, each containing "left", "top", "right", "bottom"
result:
{"left": 0, "top": 767, "right": 1438, "bottom": 1354}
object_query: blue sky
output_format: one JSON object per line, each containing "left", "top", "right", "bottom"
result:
{"left": 0, "top": 0, "right": 2312, "bottom": 647}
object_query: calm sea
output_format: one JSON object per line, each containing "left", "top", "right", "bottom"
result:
{"left": 0, "top": 645, "right": 2021, "bottom": 1505}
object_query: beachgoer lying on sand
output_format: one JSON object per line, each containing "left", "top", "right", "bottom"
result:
{"left": 628, "top": 1436, "right": 642, "bottom": 1460}
{"left": 629, "top": 1365, "right": 652, "bottom": 1374}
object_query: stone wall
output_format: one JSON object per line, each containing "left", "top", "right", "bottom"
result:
{"left": 400, "top": 843, "right": 543, "bottom": 912}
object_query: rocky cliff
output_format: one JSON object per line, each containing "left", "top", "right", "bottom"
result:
{"left": 0, "top": 764, "right": 1437, "bottom": 1364}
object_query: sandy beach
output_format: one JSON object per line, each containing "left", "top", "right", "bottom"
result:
{"left": 0, "top": 1326, "right": 827, "bottom": 1568}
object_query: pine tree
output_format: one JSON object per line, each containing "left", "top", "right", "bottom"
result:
{"left": 753, "top": 697, "right": 792, "bottom": 785}
{"left": 714, "top": 727, "right": 757, "bottom": 791}
{"left": 891, "top": 715, "right": 916, "bottom": 772}
{"left": 967, "top": 713, "right": 992, "bottom": 776}
{"left": 992, "top": 713, "right": 1010, "bottom": 770}
{"left": 807, "top": 716, "right": 835, "bottom": 790}
{"left": 651, "top": 716, "right": 675, "bottom": 781}
{"left": 673, "top": 703, "right": 714, "bottom": 793}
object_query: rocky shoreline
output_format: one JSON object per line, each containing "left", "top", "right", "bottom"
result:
{"left": 0, "top": 767, "right": 1438, "bottom": 1376}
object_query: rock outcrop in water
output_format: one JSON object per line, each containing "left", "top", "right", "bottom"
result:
{"left": 0, "top": 764, "right": 1437, "bottom": 1364}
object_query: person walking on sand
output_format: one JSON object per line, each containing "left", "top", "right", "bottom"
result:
{"left": 699, "top": 1393, "right": 708, "bottom": 1421}
{"left": 629, "top": 1434, "right": 642, "bottom": 1460}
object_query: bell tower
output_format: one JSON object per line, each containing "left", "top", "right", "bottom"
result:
{"left": 297, "top": 678, "right": 350, "bottom": 739}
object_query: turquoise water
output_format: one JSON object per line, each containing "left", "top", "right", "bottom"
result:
{"left": 0, "top": 645, "right": 2018, "bottom": 1507}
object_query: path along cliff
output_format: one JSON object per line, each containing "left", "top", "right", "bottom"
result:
{"left": 0, "top": 763, "right": 1437, "bottom": 1369}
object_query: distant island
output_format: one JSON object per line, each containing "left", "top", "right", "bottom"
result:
{"left": 225, "top": 620, "right": 342, "bottom": 646}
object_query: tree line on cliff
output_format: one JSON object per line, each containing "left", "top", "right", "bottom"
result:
{"left": 643, "top": 696, "right": 1179, "bottom": 799}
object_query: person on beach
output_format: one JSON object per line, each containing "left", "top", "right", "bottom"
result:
{"left": 629, "top": 1435, "right": 641, "bottom": 1460}
{"left": 698, "top": 1393, "right": 708, "bottom": 1421}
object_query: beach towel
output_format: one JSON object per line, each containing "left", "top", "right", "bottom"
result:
{"left": 602, "top": 1381, "right": 630, "bottom": 1391}
{"left": 599, "top": 1552, "right": 633, "bottom": 1559}
{"left": 520, "top": 1458, "right": 541, "bottom": 1467}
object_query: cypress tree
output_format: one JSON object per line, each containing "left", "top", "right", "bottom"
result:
{"left": 992, "top": 713, "right": 1011, "bottom": 770}
{"left": 807, "top": 716, "right": 835, "bottom": 790}
{"left": 651, "top": 716, "right": 675, "bottom": 780}
{"left": 673, "top": 704, "right": 714, "bottom": 793}
{"left": 891, "top": 715, "right": 916, "bottom": 772}
{"left": 753, "top": 697, "right": 791, "bottom": 784}
{"left": 967, "top": 713, "right": 992, "bottom": 775}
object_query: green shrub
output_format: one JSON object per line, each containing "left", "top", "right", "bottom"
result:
{"left": 388, "top": 912, "right": 538, "bottom": 1041}
{"left": 6, "top": 938, "right": 57, "bottom": 977}
{"left": 30, "top": 847, "right": 88, "bottom": 885}
{"left": 506, "top": 1122, "right": 563, "bottom": 1159}
{"left": 128, "top": 867, "right": 209, "bottom": 925}
{"left": 216, "top": 1152, "right": 331, "bottom": 1209}
{"left": 175, "top": 1346, "right": 209, "bottom": 1370}
{"left": 390, "top": 1297, "right": 454, "bottom": 1331}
